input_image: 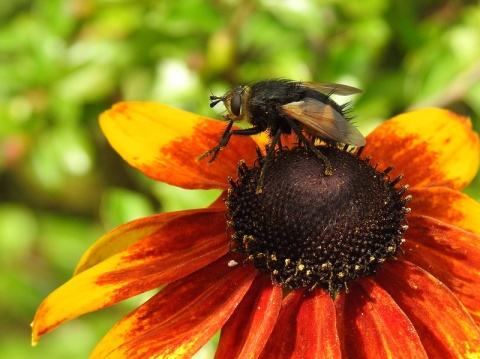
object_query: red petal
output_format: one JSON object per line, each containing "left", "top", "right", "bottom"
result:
{"left": 75, "top": 206, "right": 224, "bottom": 274}
{"left": 215, "top": 274, "right": 283, "bottom": 359}
{"left": 32, "top": 208, "right": 228, "bottom": 343}
{"left": 403, "top": 215, "right": 480, "bottom": 323}
{"left": 375, "top": 260, "right": 480, "bottom": 357}
{"left": 100, "top": 102, "right": 259, "bottom": 190}
{"left": 260, "top": 289, "right": 341, "bottom": 359}
{"left": 363, "top": 108, "right": 480, "bottom": 190}
{"left": 336, "top": 279, "right": 428, "bottom": 358}
{"left": 408, "top": 187, "right": 480, "bottom": 236}
{"left": 90, "top": 255, "right": 256, "bottom": 358}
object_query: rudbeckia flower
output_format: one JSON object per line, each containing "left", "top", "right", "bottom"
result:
{"left": 32, "top": 103, "right": 480, "bottom": 358}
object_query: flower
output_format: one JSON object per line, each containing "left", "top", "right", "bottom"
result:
{"left": 32, "top": 103, "right": 480, "bottom": 358}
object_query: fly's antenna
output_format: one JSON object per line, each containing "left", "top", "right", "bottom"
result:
{"left": 210, "top": 95, "right": 224, "bottom": 108}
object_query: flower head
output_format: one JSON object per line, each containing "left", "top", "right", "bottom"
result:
{"left": 32, "top": 103, "right": 480, "bottom": 358}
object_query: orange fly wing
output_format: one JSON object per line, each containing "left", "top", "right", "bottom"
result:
{"left": 281, "top": 98, "right": 366, "bottom": 146}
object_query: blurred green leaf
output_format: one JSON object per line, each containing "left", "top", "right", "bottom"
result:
{"left": 1, "top": 1, "right": 480, "bottom": 358}
{"left": 100, "top": 187, "right": 155, "bottom": 229}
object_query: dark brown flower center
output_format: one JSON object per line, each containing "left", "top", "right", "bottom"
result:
{"left": 226, "top": 146, "right": 410, "bottom": 296}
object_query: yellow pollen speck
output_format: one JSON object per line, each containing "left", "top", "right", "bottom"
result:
{"left": 297, "top": 264, "right": 305, "bottom": 271}
{"left": 337, "top": 272, "right": 345, "bottom": 278}
{"left": 369, "top": 256, "right": 375, "bottom": 262}
{"left": 243, "top": 235, "right": 255, "bottom": 245}
{"left": 355, "top": 265, "right": 361, "bottom": 271}
{"left": 271, "top": 254, "right": 277, "bottom": 261}
{"left": 273, "top": 270, "right": 279, "bottom": 275}
{"left": 285, "top": 258, "right": 291, "bottom": 265}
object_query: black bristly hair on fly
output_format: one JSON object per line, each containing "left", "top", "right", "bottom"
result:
{"left": 197, "top": 79, "right": 365, "bottom": 193}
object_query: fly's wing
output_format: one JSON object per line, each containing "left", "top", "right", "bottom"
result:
{"left": 281, "top": 98, "right": 366, "bottom": 146}
{"left": 300, "top": 82, "right": 363, "bottom": 96}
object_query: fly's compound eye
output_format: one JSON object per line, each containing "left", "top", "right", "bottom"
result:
{"left": 230, "top": 92, "right": 242, "bottom": 116}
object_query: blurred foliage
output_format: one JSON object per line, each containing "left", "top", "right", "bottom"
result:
{"left": 1, "top": 0, "right": 480, "bottom": 358}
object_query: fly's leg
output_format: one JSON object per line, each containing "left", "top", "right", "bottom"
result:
{"left": 196, "top": 121, "right": 264, "bottom": 163}
{"left": 286, "top": 118, "right": 333, "bottom": 176}
{"left": 256, "top": 128, "right": 283, "bottom": 194}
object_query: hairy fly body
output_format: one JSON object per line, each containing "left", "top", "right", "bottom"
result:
{"left": 198, "top": 79, "right": 365, "bottom": 191}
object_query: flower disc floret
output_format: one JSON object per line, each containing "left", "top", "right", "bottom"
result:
{"left": 227, "top": 146, "right": 411, "bottom": 295}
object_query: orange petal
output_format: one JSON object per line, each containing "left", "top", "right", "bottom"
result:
{"left": 336, "top": 279, "right": 428, "bottom": 358}
{"left": 402, "top": 215, "right": 480, "bottom": 323}
{"left": 409, "top": 187, "right": 480, "bottom": 235}
{"left": 32, "top": 209, "right": 229, "bottom": 344}
{"left": 375, "top": 260, "right": 480, "bottom": 357}
{"left": 89, "top": 255, "right": 256, "bottom": 358}
{"left": 260, "top": 289, "right": 342, "bottom": 359}
{"left": 76, "top": 207, "right": 222, "bottom": 274}
{"left": 363, "top": 108, "right": 479, "bottom": 190}
{"left": 215, "top": 274, "right": 283, "bottom": 359}
{"left": 100, "top": 102, "right": 259, "bottom": 190}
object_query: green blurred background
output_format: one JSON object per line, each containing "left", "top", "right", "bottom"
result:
{"left": 1, "top": 0, "right": 480, "bottom": 358}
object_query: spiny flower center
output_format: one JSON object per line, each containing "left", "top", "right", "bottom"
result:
{"left": 226, "top": 146, "right": 411, "bottom": 295}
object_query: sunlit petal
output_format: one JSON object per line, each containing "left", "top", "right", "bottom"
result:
{"left": 215, "top": 274, "right": 282, "bottom": 359}
{"left": 90, "top": 255, "right": 256, "bottom": 358}
{"left": 363, "top": 108, "right": 479, "bottom": 190}
{"left": 260, "top": 289, "right": 341, "bottom": 359}
{"left": 403, "top": 215, "right": 480, "bottom": 323}
{"left": 409, "top": 187, "right": 480, "bottom": 235}
{"left": 75, "top": 207, "right": 225, "bottom": 274}
{"left": 336, "top": 279, "right": 428, "bottom": 358}
{"left": 32, "top": 209, "right": 229, "bottom": 344}
{"left": 100, "top": 102, "right": 259, "bottom": 190}
{"left": 376, "top": 260, "right": 480, "bottom": 357}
